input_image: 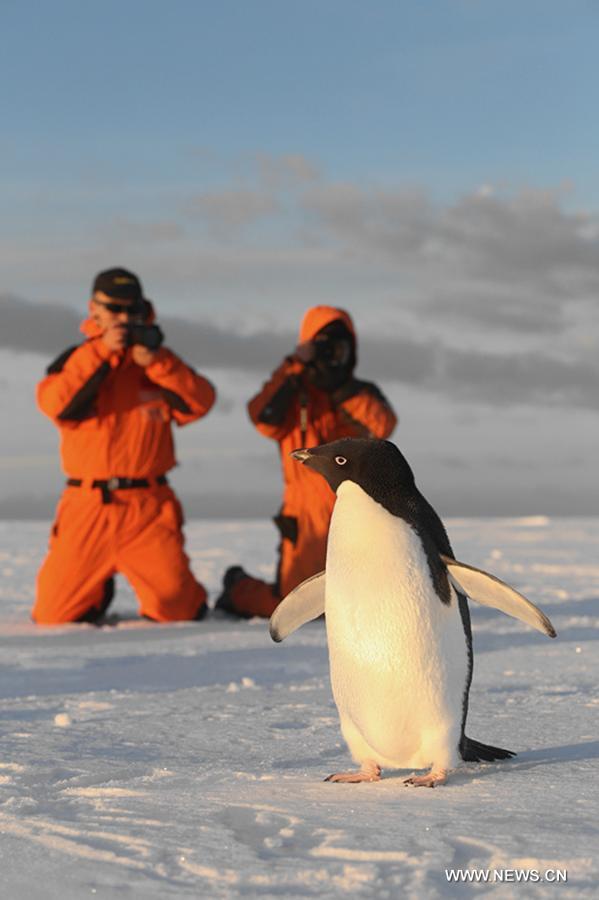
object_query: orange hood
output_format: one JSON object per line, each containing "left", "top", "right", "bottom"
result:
{"left": 298, "top": 306, "right": 356, "bottom": 344}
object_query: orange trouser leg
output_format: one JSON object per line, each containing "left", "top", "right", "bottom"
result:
{"left": 229, "top": 511, "right": 328, "bottom": 618}
{"left": 34, "top": 486, "right": 206, "bottom": 624}
{"left": 230, "top": 576, "right": 280, "bottom": 618}
{"left": 278, "top": 514, "right": 328, "bottom": 598}
{"left": 34, "top": 490, "right": 116, "bottom": 624}
{"left": 116, "top": 488, "right": 206, "bottom": 622}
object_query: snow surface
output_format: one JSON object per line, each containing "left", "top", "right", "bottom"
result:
{"left": 0, "top": 517, "right": 597, "bottom": 898}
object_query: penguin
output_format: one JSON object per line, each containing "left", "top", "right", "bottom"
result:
{"left": 269, "top": 438, "right": 556, "bottom": 787}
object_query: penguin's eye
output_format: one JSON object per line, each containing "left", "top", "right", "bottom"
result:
{"left": 335, "top": 456, "right": 347, "bottom": 466}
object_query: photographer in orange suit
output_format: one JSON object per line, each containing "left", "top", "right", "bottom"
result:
{"left": 216, "top": 305, "right": 397, "bottom": 618}
{"left": 33, "top": 268, "right": 216, "bottom": 625}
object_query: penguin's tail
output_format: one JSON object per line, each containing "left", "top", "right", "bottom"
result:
{"left": 460, "top": 735, "right": 516, "bottom": 762}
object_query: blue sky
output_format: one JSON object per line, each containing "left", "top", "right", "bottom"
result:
{"left": 1, "top": 1, "right": 598, "bottom": 516}
{"left": 4, "top": 0, "right": 598, "bottom": 213}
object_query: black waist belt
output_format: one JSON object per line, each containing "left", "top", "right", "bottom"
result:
{"left": 67, "top": 475, "right": 168, "bottom": 504}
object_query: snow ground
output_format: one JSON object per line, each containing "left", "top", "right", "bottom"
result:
{"left": 0, "top": 517, "right": 597, "bottom": 899}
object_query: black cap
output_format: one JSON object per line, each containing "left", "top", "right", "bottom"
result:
{"left": 92, "top": 268, "right": 144, "bottom": 304}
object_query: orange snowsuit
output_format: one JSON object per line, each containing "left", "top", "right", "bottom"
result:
{"left": 228, "top": 306, "right": 397, "bottom": 617}
{"left": 33, "top": 313, "right": 216, "bottom": 624}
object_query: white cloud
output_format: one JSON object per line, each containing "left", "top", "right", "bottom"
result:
{"left": 4, "top": 160, "right": 599, "bottom": 355}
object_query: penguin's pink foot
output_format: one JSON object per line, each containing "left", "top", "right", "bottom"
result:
{"left": 404, "top": 769, "right": 447, "bottom": 788}
{"left": 325, "top": 761, "right": 381, "bottom": 783}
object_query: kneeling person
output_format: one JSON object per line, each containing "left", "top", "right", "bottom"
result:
{"left": 216, "top": 305, "right": 397, "bottom": 618}
{"left": 33, "top": 267, "right": 216, "bottom": 625}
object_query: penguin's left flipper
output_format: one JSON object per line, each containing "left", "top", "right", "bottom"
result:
{"left": 441, "top": 555, "right": 556, "bottom": 638}
{"left": 269, "top": 571, "right": 326, "bottom": 642}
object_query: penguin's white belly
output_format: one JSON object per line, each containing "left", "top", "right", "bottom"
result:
{"left": 325, "top": 483, "right": 468, "bottom": 770}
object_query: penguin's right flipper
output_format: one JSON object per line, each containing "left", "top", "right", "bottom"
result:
{"left": 441, "top": 555, "right": 556, "bottom": 638}
{"left": 269, "top": 571, "right": 326, "bottom": 642}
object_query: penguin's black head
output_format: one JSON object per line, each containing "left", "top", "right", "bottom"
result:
{"left": 291, "top": 438, "right": 415, "bottom": 499}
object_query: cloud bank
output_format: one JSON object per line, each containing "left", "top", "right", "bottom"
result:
{"left": 6, "top": 157, "right": 599, "bottom": 343}
{"left": 2, "top": 293, "right": 597, "bottom": 410}
{"left": 3, "top": 159, "right": 598, "bottom": 414}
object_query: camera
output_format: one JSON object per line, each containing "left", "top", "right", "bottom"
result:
{"left": 312, "top": 335, "right": 351, "bottom": 368}
{"left": 125, "top": 323, "right": 164, "bottom": 351}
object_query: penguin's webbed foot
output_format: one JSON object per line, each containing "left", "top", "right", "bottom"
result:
{"left": 325, "top": 761, "right": 381, "bottom": 783}
{"left": 404, "top": 769, "right": 448, "bottom": 788}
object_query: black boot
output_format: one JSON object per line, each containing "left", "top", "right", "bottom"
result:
{"left": 77, "top": 577, "right": 116, "bottom": 625}
{"left": 214, "top": 566, "right": 251, "bottom": 618}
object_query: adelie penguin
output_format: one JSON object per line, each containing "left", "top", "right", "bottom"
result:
{"left": 269, "top": 438, "right": 556, "bottom": 788}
